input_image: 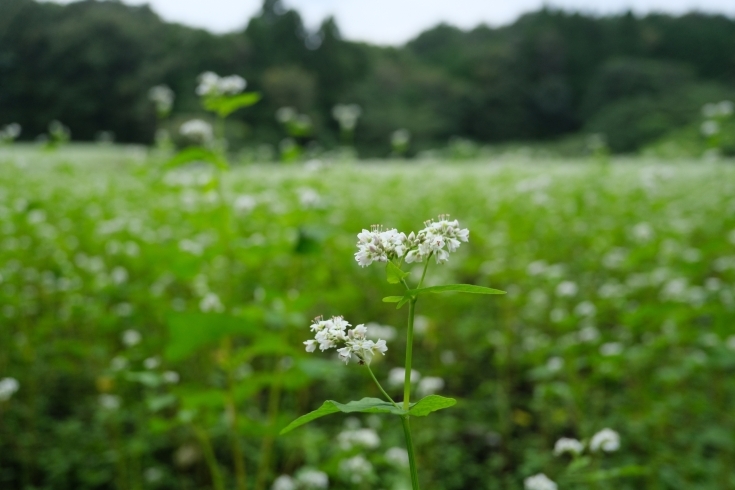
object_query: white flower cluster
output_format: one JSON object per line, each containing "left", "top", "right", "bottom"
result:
{"left": 524, "top": 473, "right": 557, "bottom": 490}
{"left": 0, "top": 377, "right": 20, "bottom": 401}
{"left": 148, "top": 85, "right": 174, "bottom": 115}
{"left": 196, "top": 71, "right": 247, "bottom": 97}
{"left": 271, "top": 469, "right": 328, "bottom": 490}
{"left": 590, "top": 428, "right": 620, "bottom": 452}
{"left": 355, "top": 215, "right": 469, "bottom": 268}
{"left": 553, "top": 437, "right": 584, "bottom": 456}
{"left": 0, "top": 123, "right": 21, "bottom": 143}
{"left": 337, "top": 428, "right": 380, "bottom": 450}
{"left": 304, "top": 316, "right": 388, "bottom": 365}
{"left": 339, "top": 455, "right": 372, "bottom": 484}
{"left": 179, "top": 119, "right": 213, "bottom": 143}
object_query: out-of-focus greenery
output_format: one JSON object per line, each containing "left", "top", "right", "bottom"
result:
{"left": 1, "top": 144, "right": 734, "bottom": 489}
{"left": 1, "top": 0, "right": 735, "bottom": 155}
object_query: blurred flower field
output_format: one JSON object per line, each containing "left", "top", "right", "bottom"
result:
{"left": 1, "top": 145, "right": 734, "bottom": 490}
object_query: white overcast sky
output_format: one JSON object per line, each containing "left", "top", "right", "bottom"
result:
{"left": 47, "top": 0, "right": 735, "bottom": 45}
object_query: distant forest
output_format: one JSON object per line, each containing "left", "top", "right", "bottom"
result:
{"left": 2, "top": 0, "right": 735, "bottom": 154}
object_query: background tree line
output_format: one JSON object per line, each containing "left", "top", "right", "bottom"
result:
{"left": 1, "top": 0, "right": 734, "bottom": 155}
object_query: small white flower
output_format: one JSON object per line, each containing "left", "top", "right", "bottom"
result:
{"left": 590, "top": 428, "right": 620, "bottom": 452}
{"left": 546, "top": 357, "right": 564, "bottom": 372}
{"left": 99, "top": 394, "right": 121, "bottom": 411}
{"left": 234, "top": 194, "right": 257, "bottom": 213}
{"left": 553, "top": 437, "right": 584, "bottom": 456}
{"left": 599, "top": 342, "right": 623, "bottom": 357}
{"left": 556, "top": 281, "right": 578, "bottom": 297}
{"left": 148, "top": 85, "right": 175, "bottom": 115}
{"left": 385, "top": 447, "right": 409, "bottom": 467}
{"left": 332, "top": 104, "right": 362, "bottom": 131}
{"left": 110, "top": 356, "right": 128, "bottom": 371}
{"left": 122, "top": 329, "right": 141, "bottom": 347}
{"left": 524, "top": 473, "right": 557, "bottom": 490}
{"left": 337, "top": 428, "right": 381, "bottom": 450}
{"left": 144, "top": 467, "right": 164, "bottom": 483}
{"left": 180, "top": 119, "right": 213, "bottom": 143}
{"left": 0, "top": 123, "right": 21, "bottom": 143}
{"left": 295, "top": 468, "right": 329, "bottom": 489}
{"left": 388, "top": 368, "right": 420, "bottom": 387}
{"left": 276, "top": 107, "right": 297, "bottom": 123}
{"left": 163, "top": 371, "right": 180, "bottom": 384}
{"left": 144, "top": 356, "right": 160, "bottom": 370}
{"left": 305, "top": 317, "right": 387, "bottom": 365}
{"left": 196, "top": 71, "right": 246, "bottom": 97}
{"left": 0, "top": 377, "right": 20, "bottom": 401}
{"left": 339, "top": 455, "right": 372, "bottom": 484}
{"left": 271, "top": 475, "right": 296, "bottom": 490}
{"left": 200, "top": 292, "right": 224, "bottom": 313}
{"left": 417, "top": 376, "right": 445, "bottom": 397}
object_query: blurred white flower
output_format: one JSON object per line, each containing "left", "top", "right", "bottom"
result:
{"left": 385, "top": 447, "right": 409, "bottom": 467}
{"left": 417, "top": 376, "right": 445, "bottom": 396}
{"left": 717, "top": 100, "right": 734, "bottom": 116}
{"left": 555, "top": 281, "right": 578, "bottom": 297}
{"left": 122, "top": 329, "right": 141, "bottom": 347}
{"left": 590, "top": 428, "right": 620, "bottom": 452}
{"left": 599, "top": 342, "right": 623, "bottom": 356}
{"left": 148, "top": 85, "right": 175, "bottom": 115}
{"left": 0, "top": 123, "right": 21, "bottom": 143}
{"left": 524, "top": 473, "right": 557, "bottom": 490}
{"left": 337, "top": 428, "right": 380, "bottom": 450}
{"left": 179, "top": 239, "right": 205, "bottom": 256}
{"left": 339, "top": 455, "right": 372, "bottom": 484}
{"left": 144, "top": 467, "right": 164, "bottom": 483}
{"left": 701, "top": 120, "right": 720, "bottom": 137}
{"left": 99, "top": 394, "right": 121, "bottom": 411}
{"left": 144, "top": 356, "right": 160, "bottom": 370}
{"left": 179, "top": 119, "right": 213, "bottom": 143}
{"left": 0, "top": 377, "right": 20, "bottom": 401}
{"left": 631, "top": 222, "right": 654, "bottom": 242}
{"left": 546, "top": 357, "right": 564, "bottom": 372}
{"left": 196, "top": 71, "right": 246, "bottom": 97}
{"left": 295, "top": 468, "right": 329, "bottom": 489}
{"left": 200, "top": 292, "right": 224, "bottom": 313}
{"left": 364, "top": 322, "right": 397, "bottom": 341}
{"left": 272, "top": 475, "right": 296, "bottom": 490}
{"left": 234, "top": 194, "right": 257, "bottom": 213}
{"left": 276, "top": 107, "right": 297, "bottom": 123}
{"left": 111, "top": 266, "right": 128, "bottom": 285}
{"left": 574, "top": 301, "right": 596, "bottom": 317}
{"left": 553, "top": 437, "right": 584, "bottom": 456}
{"left": 332, "top": 104, "right": 362, "bottom": 131}
{"left": 388, "top": 367, "right": 420, "bottom": 387}
{"left": 297, "top": 187, "right": 321, "bottom": 208}
{"left": 110, "top": 356, "right": 128, "bottom": 371}
{"left": 163, "top": 371, "right": 180, "bottom": 384}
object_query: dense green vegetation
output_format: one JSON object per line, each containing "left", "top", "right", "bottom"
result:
{"left": 1, "top": 145, "right": 734, "bottom": 489}
{"left": 1, "top": 0, "right": 735, "bottom": 155}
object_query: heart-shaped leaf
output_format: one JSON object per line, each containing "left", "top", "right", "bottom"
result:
{"left": 280, "top": 398, "right": 406, "bottom": 434}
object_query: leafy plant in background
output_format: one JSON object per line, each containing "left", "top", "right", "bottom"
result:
{"left": 331, "top": 104, "right": 361, "bottom": 146}
{"left": 149, "top": 85, "right": 176, "bottom": 151}
{"left": 281, "top": 216, "right": 506, "bottom": 489}
{"left": 390, "top": 129, "right": 410, "bottom": 158}
{"left": 0, "top": 123, "right": 21, "bottom": 145}
{"left": 275, "top": 107, "right": 314, "bottom": 162}
{"left": 524, "top": 429, "right": 645, "bottom": 489}
{"left": 700, "top": 100, "right": 733, "bottom": 160}
{"left": 42, "top": 120, "right": 71, "bottom": 151}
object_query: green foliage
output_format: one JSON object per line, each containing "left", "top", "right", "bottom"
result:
{"left": 203, "top": 93, "right": 262, "bottom": 118}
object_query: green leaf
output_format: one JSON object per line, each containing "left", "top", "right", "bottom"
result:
{"left": 280, "top": 398, "right": 405, "bottom": 434}
{"left": 386, "top": 261, "right": 409, "bottom": 284}
{"left": 204, "top": 92, "right": 262, "bottom": 117}
{"left": 408, "top": 395, "right": 457, "bottom": 416}
{"left": 165, "top": 312, "right": 257, "bottom": 361}
{"left": 397, "top": 296, "right": 411, "bottom": 309}
{"left": 166, "top": 147, "right": 228, "bottom": 170}
{"left": 382, "top": 296, "right": 403, "bottom": 303}
{"left": 406, "top": 284, "right": 506, "bottom": 296}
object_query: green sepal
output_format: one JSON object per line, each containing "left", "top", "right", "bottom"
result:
{"left": 386, "top": 261, "right": 409, "bottom": 284}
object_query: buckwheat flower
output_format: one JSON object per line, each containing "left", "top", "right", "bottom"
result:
{"left": 276, "top": 107, "right": 297, "bottom": 124}
{"left": 110, "top": 356, "right": 128, "bottom": 371}
{"left": 196, "top": 71, "right": 220, "bottom": 96}
{"left": 332, "top": 104, "right": 362, "bottom": 131}
{"left": 717, "top": 100, "right": 734, "bottom": 116}
{"left": 417, "top": 376, "right": 445, "bottom": 396}
{"left": 590, "top": 428, "right": 620, "bottom": 452}
{"left": 122, "top": 329, "right": 141, "bottom": 347}
{"left": 218, "top": 75, "right": 247, "bottom": 95}
{"left": 701, "top": 120, "right": 720, "bottom": 137}
{"left": 234, "top": 194, "right": 257, "bottom": 213}
{"left": 295, "top": 468, "right": 329, "bottom": 489}
{"left": 404, "top": 215, "right": 469, "bottom": 264}
{"left": 180, "top": 119, "right": 213, "bottom": 144}
{"left": 163, "top": 371, "right": 180, "bottom": 384}
{"left": 524, "top": 473, "right": 557, "bottom": 490}
{"left": 599, "top": 342, "right": 623, "bottom": 357}
{"left": 388, "top": 368, "right": 420, "bottom": 387}
{"left": 0, "top": 123, "right": 21, "bottom": 143}
{"left": 385, "top": 447, "right": 409, "bottom": 467}
{"left": 553, "top": 437, "right": 584, "bottom": 456}
{"left": 0, "top": 377, "right": 20, "bottom": 401}
{"left": 196, "top": 72, "right": 246, "bottom": 97}
{"left": 271, "top": 475, "right": 296, "bottom": 490}
{"left": 304, "top": 316, "right": 388, "bottom": 365}
{"left": 354, "top": 226, "right": 407, "bottom": 267}
{"left": 555, "top": 281, "right": 578, "bottom": 297}
{"left": 337, "top": 428, "right": 381, "bottom": 450}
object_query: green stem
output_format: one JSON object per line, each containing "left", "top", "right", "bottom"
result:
{"left": 401, "top": 416, "right": 421, "bottom": 490}
{"left": 365, "top": 364, "right": 400, "bottom": 409}
{"left": 194, "top": 425, "right": 225, "bottom": 490}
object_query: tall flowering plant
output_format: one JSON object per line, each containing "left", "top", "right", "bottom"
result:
{"left": 281, "top": 216, "right": 505, "bottom": 489}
